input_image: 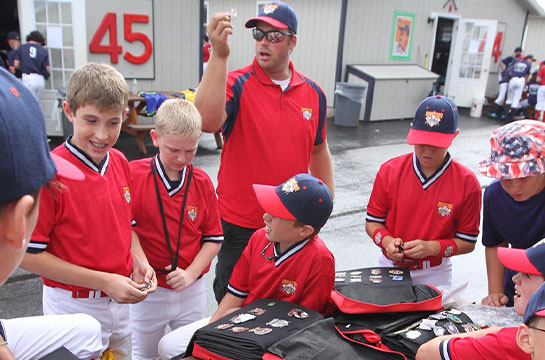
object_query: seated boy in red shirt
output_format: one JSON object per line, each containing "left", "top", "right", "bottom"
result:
{"left": 158, "top": 173, "right": 335, "bottom": 359}
{"left": 416, "top": 240, "right": 545, "bottom": 360}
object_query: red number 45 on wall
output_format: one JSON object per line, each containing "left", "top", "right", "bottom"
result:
{"left": 89, "top": 12, "right": 153, "bottom": 64}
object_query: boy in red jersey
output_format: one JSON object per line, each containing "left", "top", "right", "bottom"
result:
{"left": 517, "top": 282, "right": 545, "bottom": 360}
{"left": 366, "top": 95, "right": 482, "bottom": 287}
{"left": 416, "top": 240, "right": 545, "bottom": 360}
{"left": 21, "top": 63, "right": 156, "bottom": 359}
{"left": 158, "top": 173, "right": 335, "bottom": 359}
{"left": 129, "top": 99, "right": 223, "bottom": 359}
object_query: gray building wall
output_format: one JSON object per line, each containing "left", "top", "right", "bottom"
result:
{"left": 525, "top": 15, "right": 545, "bottom": 63}
{"left": 342, "top": 0, "right": 528, "bottom": 100}
{"left": 84, "top": 0, "right": 201, "bottom": 92}
{"left": 207, "top": 0, "right": 529, "bottom": 106}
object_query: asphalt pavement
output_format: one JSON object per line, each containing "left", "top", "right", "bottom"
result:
{"left": 1, "top": 105, "right": 506, "bottom": 321}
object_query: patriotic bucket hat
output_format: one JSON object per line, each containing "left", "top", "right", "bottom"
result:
{"left": 478, "top": 120, "right": 545, "bottom": 179}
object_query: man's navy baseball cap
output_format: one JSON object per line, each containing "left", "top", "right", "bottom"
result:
{"left": 524, "top": 282, "right": 545, "bottom": 324}
{"left": 515, "top": 46, "right": 523, "bottom": 53}
{"left": 245, "top": 2, "right": 298, "bottom": 34}
{"left": 406, "top": 95, "right": 459, "bottom": 148}
{"left": 497, "top": 239, "right": 545, "bottom": 276}
{"left": 0, "top": 68, "right": 83, "bottom": 204}
{"left": 7, "top": 31, "right": 20, "bottom": 40}
{"left": 252, "top": 173, "right": 333, "bottom": 229}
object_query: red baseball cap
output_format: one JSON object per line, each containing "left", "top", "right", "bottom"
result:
{"left": 497, "top": 239, "right": 545, "bottom": 276}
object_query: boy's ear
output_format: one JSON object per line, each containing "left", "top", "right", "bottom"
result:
{"left": 0, "top": 195, "right": 35, "bottom": 250}
{"left": 516, "top": 324, "right": 534, "bottom": 355}
{"left": 62, "top": 101, "right": 75, "bottom": 123}
{"left": 150, "top": 129, "right": 160, "bottom": 147}
{"left": 299, "top": 224, "right": 315, "bottom": 238}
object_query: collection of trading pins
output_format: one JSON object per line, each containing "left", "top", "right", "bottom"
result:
{"left": 397, "top": 308, "right": 481, "bottom": 340}
{"left": 334, "top": 268, "right": 407, "bottom": 284}
{"left": 214, "top": 306, "right": 310, "bottom": 335}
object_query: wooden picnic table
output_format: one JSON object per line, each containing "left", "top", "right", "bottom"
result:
{"left": 122, "top": 92, "right": 223, "bottom": 154}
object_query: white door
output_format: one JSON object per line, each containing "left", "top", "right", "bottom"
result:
{"left": 444, "top": 19, "right": 497, "bottom": 107}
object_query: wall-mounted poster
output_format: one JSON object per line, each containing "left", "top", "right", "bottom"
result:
{"left": 390, "top": 11, "right": 414, "bottom": 61}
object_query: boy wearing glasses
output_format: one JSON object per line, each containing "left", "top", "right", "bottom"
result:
{"left": 194, "top": 1, "right": 335, "bottom": 304}
{"left": 157, "top": 174, "right": 335, "bottom": 359}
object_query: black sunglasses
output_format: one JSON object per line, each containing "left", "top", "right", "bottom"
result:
{"left": 252, "top": 28, "right": 293, "bottom": 44}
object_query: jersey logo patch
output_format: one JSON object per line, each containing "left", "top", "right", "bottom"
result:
{"left": 123, "top": 186, "right": 131, "bottom": 203}
{"left": 281, "top": 178, "right": 300, "bottom": 194}
{"left": 281, "top": 279, "right": 297, "bottom": 295}
{"left": 437, "top": 202, "right": 452, "bottom": 216}
{"left": 444, "top": 245, "right": 454, "bottom": 257}
{"left": 374, "top": 232, "right": 382, "bottom": 245}
{"left": 301, "top": 107, "right": 313, "bottom": 120}
{"left": 187, "top": 206, "right": 199, "bottom": 221}
{"left": 263, "top": 4, "right": 279, "bottom": 14}
{"left": 425, "top": 110, "right": 443, "bottom": 128}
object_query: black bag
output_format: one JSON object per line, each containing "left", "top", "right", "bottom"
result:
{"left": 331, "top": 267, "right": 443, "bottom": 314}
{"left": 187, "top": 299, "right": 322, "bottom": 360}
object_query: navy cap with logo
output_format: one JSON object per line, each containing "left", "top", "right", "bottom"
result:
{"left": 406, "top": 95, "right": 459, "bottom": 148}
{"left": 7, "top": 31, "right": 20, "bottom": 40}
{"left": 498, "top": 239, "right": 545, "bottom": 277}
{"left": 0, "top": 67, "right": 83, "bottom": 204}
{"left": 524, "top": 282, "right": 545, "bottom": 324}
{"left": 252, "top": 173, "right": 333, "bottom": 229}
{"left": 245, "top": 1, "right": 298, "bottom": 34}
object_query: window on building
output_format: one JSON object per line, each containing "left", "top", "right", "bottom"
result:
{"left": 34, "top": 0, "right": 75, "bottom": 90}
{"left": 458, "top": 23, "right": 486, "bottom": 80}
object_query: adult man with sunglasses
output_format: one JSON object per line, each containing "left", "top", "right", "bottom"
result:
{"left": 194, "top": 1, "right": 334, "bottom": 304}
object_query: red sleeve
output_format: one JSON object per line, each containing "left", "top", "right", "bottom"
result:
{"left": 455, "top": 174, "right": 482, "bottom": 240}
{"left": 28, "top": 180, "right": 60, "bottom": 253}
{"left": 442, "top": 328, "right": 530, "bottom": 360}
{"left": 226, "top": 233, "right": 255, "bottom": 297}
{"left": 366, "top": 164, "right": 390, "bottom": 223}
{"left": 200, "top": 174, "right": 223, "bottom": 242}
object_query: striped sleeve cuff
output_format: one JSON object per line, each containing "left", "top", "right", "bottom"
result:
{"left": 203, "top": 234, "right": 224, "bottom": 242}
{"left": 26, "top": 241, "right": 48, "bottom": 254}
{"left": 439, "top": 339, "right": 452, "bottom": 360}
{"left": 455, "top": 232, "right": 478, "bottom": 242}
{"left": 227, "top": 284, "right": 248, "bottom": 298}
{"left": 365, "top": 212, "right": 386, "bottom": 223}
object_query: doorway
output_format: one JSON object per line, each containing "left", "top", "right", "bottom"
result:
{"left": 431, "top": 17, "right": 454, "bottom": 94}
{"left": 0, "top": 0, "right": 20, "bottom": 70}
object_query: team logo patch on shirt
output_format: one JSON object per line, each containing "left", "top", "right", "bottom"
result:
{"left": 263, "top": 4, "right": 279, "bottom": 14}
{"left": 123, "top": 186, "right": 131, "bottom": 203}
{"left": 437, "top": 202, "right": 452, "bottom": 216}
{"left": 281, "top": 178, "right": 300, "bottom": 194}
{"left": 187, "top": 206, "right": 199, "bottom": 221}
{"left": 301, "top": 107, "right": 313, "bottom": 120}
{"left": 425, "top": 110, "right": 443, "bottom": 128}
{"left": 281, "top": 279, "right": 297, "bottom": 295}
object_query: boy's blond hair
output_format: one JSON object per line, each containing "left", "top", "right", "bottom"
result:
{"left": 66, "top": 63, "right": 128, "bottom": 113}
{"left": 155, "top": 99, "right": 202, "bottom": 138}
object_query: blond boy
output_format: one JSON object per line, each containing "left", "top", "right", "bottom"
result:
{"left": 129, "top": 99, "right": 223, "bottom": 359}
{"left": 21, "top": 63, "right": 156, "bottom": 359}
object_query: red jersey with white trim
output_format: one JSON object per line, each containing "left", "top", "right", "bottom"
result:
{"left": 218, "top": 58, "right": 328, "bottom": 229}
{"left": 227, "top": 228, "right": 335, "bottom": 314}
{"left": 366, "top": 153, "right": 481, "bottom": 259}
{"left": 130, "top": 156, "right": 223, "bottom": 289}
{"left": 439, "top": 327, "right": 530, "bottom": 360}
{"left": 29, "top": 140, "right": 133, "bottom": 293}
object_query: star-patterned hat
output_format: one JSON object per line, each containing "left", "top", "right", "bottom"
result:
{"left": 478, "top": 120, "right": 545, "bottom": 179}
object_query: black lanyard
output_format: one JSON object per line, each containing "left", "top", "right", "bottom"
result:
{"left": 150, "top": 157, "right": 193, "bottom": 274}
